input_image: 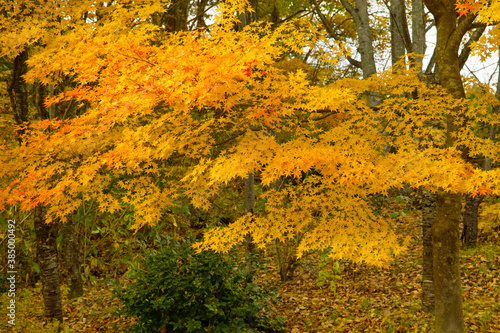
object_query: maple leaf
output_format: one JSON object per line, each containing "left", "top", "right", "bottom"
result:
{"left": 455, "top": 0, "right": 482, "bottom": 16}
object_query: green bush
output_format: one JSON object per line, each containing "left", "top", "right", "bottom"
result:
{"left": 114, "top": 236, "right": 285, "bottom": 332}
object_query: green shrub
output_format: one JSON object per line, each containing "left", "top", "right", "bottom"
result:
{"left": 114, "top": 236, "right": 285, "bottom": 332}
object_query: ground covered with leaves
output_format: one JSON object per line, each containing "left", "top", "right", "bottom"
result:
{"left": 1, "top": 198, "right": 499, "bottom": 332}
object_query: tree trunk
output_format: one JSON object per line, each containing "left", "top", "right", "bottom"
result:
{"left": 410, "top": 0, "right": 432, "bottom": 314}
{"left": 7, "top": 49, "right": 29, "bottom": 140}
{"left": 411, "top": 0, "right": 426, "bottom": 68}
{"left": 462, "top": 194, "right": 483, "bottom": 248}
{"left": 8, "top": 49, "right": 63, "bottom": 322}
{"left": 421, "top": 188, "right": 435, "bottom": 313}
{"left": 423, "top": 0, "right": 476, "bottom": 331}
{"left": 244, "top": 174, "right": 255, "bottom": 274}
{"left": 39, "top": 82, "right": 83, "bottom": 298}
{"left": 195, "top": 0, "right": 209, "bottom": 29}
{"left": 338, "top": 0, "right": 378, "bottom": 100}
{"left": 35, "top": 205, "right": 63, "bottom": 323}
{"left": 390, "top": 0, "right": 407, "bottom": 67}
{"left": 350, "top": 0, "right": 377, "bottom": 80}
{"left": 433, "top": 192, "right": 464, "bottom": 332}
{"left": 61, "top": 214, "right": 83, "bottom": 299}
{"left": 165, "top": 0, "right": 189, "bottom": 32}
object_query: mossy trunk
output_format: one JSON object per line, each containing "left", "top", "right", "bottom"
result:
{"left": 422, "top": 0, "right": 476, "bottom": 330}
{"left": 433, "top": 192, "right": 463, "bottom": 332}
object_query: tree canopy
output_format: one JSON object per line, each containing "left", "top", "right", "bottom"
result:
{"left": 1, "top": 0, "right": 500, "bottom": 267}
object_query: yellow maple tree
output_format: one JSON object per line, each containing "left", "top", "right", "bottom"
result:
{"left": 2, "top": 0, "right": 500, "bottom": 273}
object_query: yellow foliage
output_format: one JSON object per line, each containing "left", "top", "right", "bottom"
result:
{"left": 479, "top": 202, "right": 500, "bottom": 241}
{"left": 1, "top": 0, "right": 500, "bottom": 267}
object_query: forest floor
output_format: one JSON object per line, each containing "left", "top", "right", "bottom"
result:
{"left": 1, "top": 197, "right": 500, "bottom": 332}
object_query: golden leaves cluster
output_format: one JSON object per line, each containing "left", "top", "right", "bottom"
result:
{"left": 2, "top": 0, "right": 500, "bottom": 265}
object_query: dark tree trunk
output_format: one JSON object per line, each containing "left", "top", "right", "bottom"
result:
{"left": 35, "top": 205, "right": 63, "bottom": 323}
{"left": 244, "top": 173, "right": 255, "bottom": 274}
{"left": 195, "top": 0, "right": 209, "bottom": 29}
{"left": 462, "top": 194, "right": 483, "bottom": 248}
{"left": 421, "top": 188, "right": 435, "bottom": 313}
{"left": 165, "top": 0, "right": 190, "bottom": 32}
{"left": 36, "top": 83, "right": 51, "bottom": 120}
{"left": 7, "top": 49, "right": 29, "bottom": 140}
{"left": 61, "top": 214, "right": 83, "bottom": 299}
{"left": 8, "top": 49, "right": 62, "bottom": 322}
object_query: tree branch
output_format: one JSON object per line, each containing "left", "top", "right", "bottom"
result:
{"left": 458, "top": 26, "right": 486, "bottom": 70}
{"left": 311, "top": 0, "right": 362, "bottom": 69}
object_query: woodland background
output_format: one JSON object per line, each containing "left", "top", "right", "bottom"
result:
{"left": 1, "top": 0, "right": 500, "bottom": 332}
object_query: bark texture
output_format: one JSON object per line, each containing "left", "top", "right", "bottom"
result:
{"left": 422, "top": 0, "right": 476, "bottom": 331}
{"left": 165, "top": 0, "right": 189, "bottom": 32}
{"left": 433, "top": 192, "right": 463, "bottom": 332}
{"left": 35, "top": 205, "right": 63, "bottom": 322}
{"left": 7, "top": 49, "right": 29, "bottom": 139}
{"left": 244, "top": 174, "right": 256, "bottom": 274}
{"left": 339, "top": 0, "right": 379, "bottom": 106}
{"left": 61, "top": 215, "right": 83, "bottom": 299}
{"left": 462, "top": 194, "right": 483, "bottom": 248}
{"left": 411, "top": 0, "right": 426, "bottom": 67}
{"left": 421, "top": 188, "right": 436, "bottom": 313}
{"left": 390, "top": 0, "right": 408, "bottom": 66}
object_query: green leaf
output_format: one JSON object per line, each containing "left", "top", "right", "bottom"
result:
{"left": 389, "top": 212, "right": 400, "bottom": 218}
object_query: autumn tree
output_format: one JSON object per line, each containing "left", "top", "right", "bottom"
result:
{"left": 1, "top": 0, "right": 64, "bottom": 322}
{"left": 418, "top": 0, "right": 494, "bottom": 330}
{"left": 2, "top": 1, "right": 500, "bottom": 332}
{"left": 0, "top": 0, "right": 167, "bottom": 321}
